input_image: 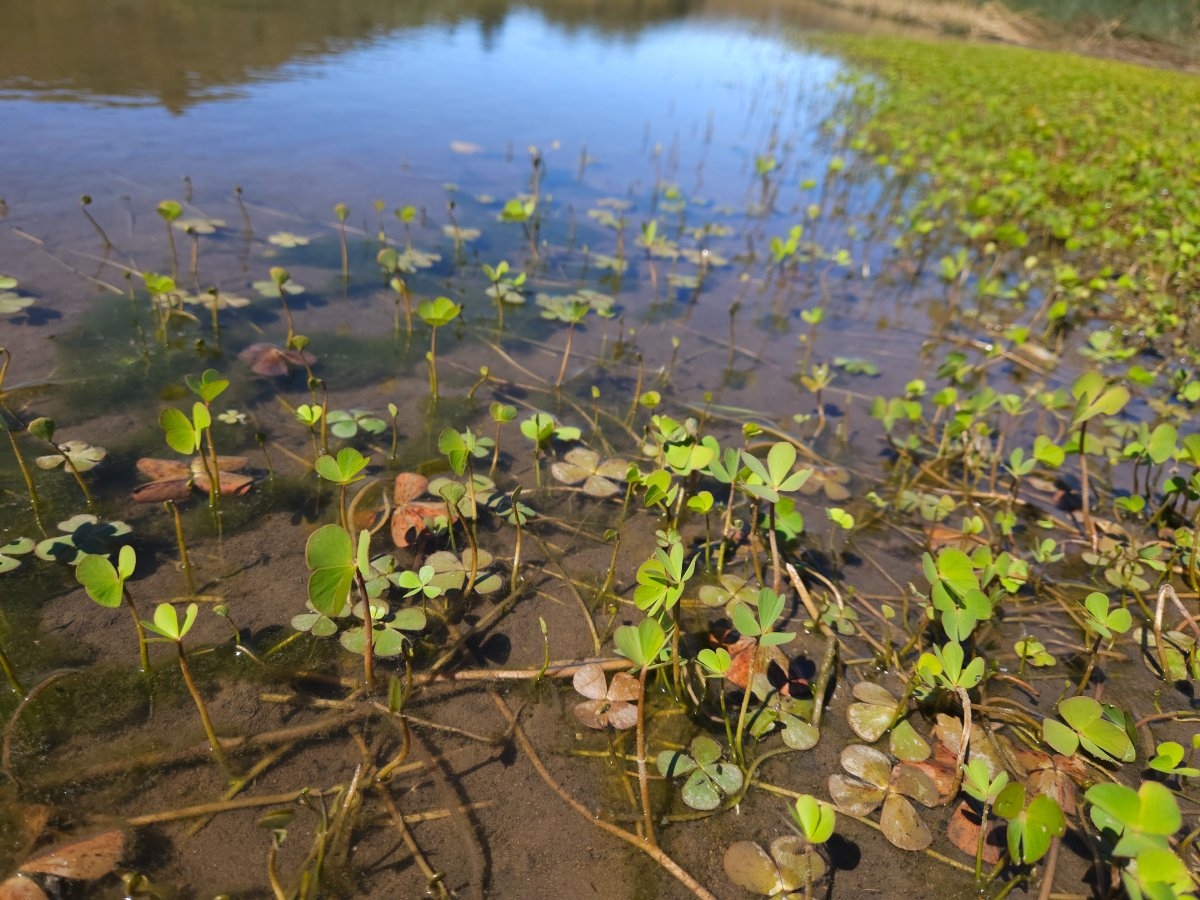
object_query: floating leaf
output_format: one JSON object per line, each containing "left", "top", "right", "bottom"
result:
{"left": 846, "top": 682, "right": 900, "bottom": 743}
{"left": 571, "top": 663, "right": 639, "bottom": 730}
{"left": 0, "top": 537, "right": 35, "bottom": 574}
{"left": 35, "top": 441, "right": 107, "bottom": 472}
{"left": 267, "top": 231, "right": 310, "bottom": 248}
{"left": 550, "top": 447, "right": 629, "bottom": 498}
{"left": 34, "top": 516, "right": 131, "bottom": 565}
{"left": 657, "top": 735, "right": 743, "bottom": 811}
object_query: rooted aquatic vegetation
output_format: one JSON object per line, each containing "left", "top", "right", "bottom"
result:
{"left": 2, "top": 6, "right": 1200, "bottom": 900}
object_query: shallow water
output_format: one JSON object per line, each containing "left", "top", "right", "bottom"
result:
{"left": 1, "top": 2, "right": 1194, "bottom": 899}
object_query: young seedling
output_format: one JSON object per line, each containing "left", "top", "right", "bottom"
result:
{"left": 1085, "top": 781, "right": 1194, "bottom": 899}
{"left": 1042, "top": 695, "right": 1136, "bottom": 765}
{"left": 488, "top": 402, "right": 517, "bottom": 478}
{"left": 1075, "top": 590, "right": 1132, "bottom": 693}
{"left": 789, "top": 794, "right": 837, "bottom": 899}
{"left": 416, "top": 296, "right": 461, "bottom": 400}
{"left": 992, "top": 782, "right": 1064, "bottom": 886}
{"left": 315, "top": 447, "right": 371, "bottom": 531}
{"left": 960, "top": 757, "right": 1009, "bottom": 881}
{"left": 156, "top": 199, "right": 182, "bottom": 280}
{"left": 613, "top": 616, "right": 669, "bottom": 848}
{"left": 76, "top": 545, "right": 150, "bottom": 672}
{"left": 483, "top": 260, "right": 526, "bottom": 329}
{"left": 142, "top": 601, "right": 232, "bottom": 775}
{"left": 267, "top": 266, "right": 298, "bottom": 345}
{"left": 728, "top": 588, "right": 795, "bottom": 764}
{"left": 741, "top": 442, "right": 812, "bottom": 592}
{"left": 307, "top": 523, "right": 379, "bottom": 689}
{"left": 1070, "top": 370, "right": 1130, "bottom": 547}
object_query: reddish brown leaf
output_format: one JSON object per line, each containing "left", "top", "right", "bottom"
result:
{"left": 390, "top": 473, "right": 441, "bottom": 548}
{"left": 19, "top": 828, "right": 124, "bottom": 879}
{"left": 393, "top": 473, "right": 429, "bottom": 505}
{"left": 131, "top": 479, "right": 193, "bottom": 503}
{"left": 134, "top": 456, "right": 254, "bottom": 502}
{"left": 946, "top": 801, "right": 1002, "bottom": 864}
{"left": 0, "top": 875, "right": 49, "bottom": 900}
{"left": 193, "top": 470, "right": 254, "bottom": 496}
{"left": 239, "top": 343, "right": 315, "bottom": 377}
{"left": 137, "top": 458, "right": 189, "bottom": 480}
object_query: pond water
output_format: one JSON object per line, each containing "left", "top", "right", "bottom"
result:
{"left": 2, "top": 2, "right": 1198, "bottom": 899}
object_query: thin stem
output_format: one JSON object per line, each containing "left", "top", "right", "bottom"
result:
{"left": 5, "top": 427, "right": 45, "bottom": 535}
{"left": 167, "top": 500, "right": 197, "bottom": 596}
{"left": 1078, "top": 420, "right": 1095, "bottom": 547}
{"left": 56, "top": 445, "right": 97, "bottom": 512}
{"left": 80, "top": 196, "right": 112, "bottom": 248}
{"left": 356, "top": 571, "right": 377, "bottom": 691}
{"left": 733, "top": 642, "right": 759, "bottom": 766}
{"left": 175, "top": 641, "right": 233, "bottom": 776}
{"left": 557, "top": 323, "right": 575, "bottom": 387}
{"left": 636, "top": 664, "right": 657, "bottom": 847}
{"left": 1075, "top": 635, "right": 1102, "bottom": 695}
{"left": 122, "top": 589, "right": 151, "bottom": 673}
{"left": 429, "top": 327, "right": 439, "bottom": 399}
{"left": 0, "top": 646, "right": 23, "bottom": 694}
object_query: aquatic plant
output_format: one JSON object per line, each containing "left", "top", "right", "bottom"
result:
{"left": 76, "top": 544, "right": 150, "bottom": 672}
{"left": 416, "top": 296, "right": 461, "bottom": 400}
{"left": 142, "top": 600, "right": 232, "bottom": 774}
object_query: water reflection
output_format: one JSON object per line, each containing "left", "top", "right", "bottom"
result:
{"left": 0, "top": 0, "right": 700, "bottom": 112}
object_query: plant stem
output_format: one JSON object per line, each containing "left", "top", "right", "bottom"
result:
{"left": 0, "top": 646, "right": 23, "bottom": 694}
{"left": 428, "top": 327, "right": 439, "bottom": 399}
{"left": 167, "top": 500, "right": 196, "bottom": 596}
{"left": 733, "top": 642, "right": 760, "bottom": 766}
{"left": 767, "top": 503, "right": 782, "bottom": 594}
{"left": 1078, "top": 420, "right": 1095, "bottom": 547}
{"left": 636, "top": 664, "right": 656, "bottom": 848}
{"left": 80, "top": 196, "right": 112, "bottom": 248}
{"left": 338, "top": 224, "right": 349, "bottom": 281}
{"left": 57, "top": 447, "right": 97, "bottom": 512}
{"left": 556, "top": 323, "right": 575, "bottom": 387}
{"left": 123, "top": 589, "right": 151, "bottom": 673}
{"left": 175, "top": 641, "right": 232, "bottom": 776}
{"left": 356, "top": 572, "right": 377, "bottom": 691}
{"left": 165, "top": 219, "right": 178, "bottom": 281}
{"left": 5, "top": 427, "right": 45, "bottom": 535}
{"left": 1075, "top": 635, "right": 1102, "bottom": 695}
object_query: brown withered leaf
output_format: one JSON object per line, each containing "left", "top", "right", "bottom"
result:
{"left": 238, "top": 342, "right": 316, "bottom": 377}
{"left": 572, "top": 663, "right": 639, "bottom": 730}
{"left": 946, "top": 801, "right": 1002, "bottom": 864}
{"left": 390, "top": 473, "right": 443, "bottom": 549}
{"left": 133, "top": 456, "right": 253, "bottom": 503}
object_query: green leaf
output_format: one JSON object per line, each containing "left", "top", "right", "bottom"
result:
{"left": 161, "top": 405, "right": 201, "bottom": 454}
{"left": 417, "top": 296, "right": 462, "bottom": 327}
{"left": 306, "top": 524, "right": 355, "bottom": 617}
{"left": 614, "top": 617, "right": 666, "bottom": 669}
{"left": 185, "top": 369, "right": 229, "bottom": 403}
{"left": 76, "top": 553, "right": 123, "bottom": 608}
{"left": 791, "top": 795, "right": 836, "bottom": 844}
{"left": 314, "top": 447, "right": 370, "bottom": 485}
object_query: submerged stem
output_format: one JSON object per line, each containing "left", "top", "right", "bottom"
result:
{"left": 175, "top": 642, "right": 232, "bottom": 776}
